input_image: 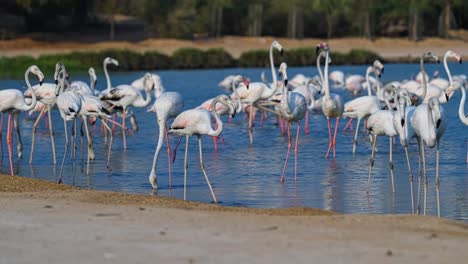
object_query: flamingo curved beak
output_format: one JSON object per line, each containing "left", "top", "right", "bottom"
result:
{"left": 242, "top": 77, "right": 249, "bottom": 89}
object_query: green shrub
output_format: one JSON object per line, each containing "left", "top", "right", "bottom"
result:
{"left": 203, "top": 48, "right": 235, "bottom": 68}
{"left": 171, "top": 48, "right": 205, "bottom": 69}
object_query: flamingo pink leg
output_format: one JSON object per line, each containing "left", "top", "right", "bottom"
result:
{"left": 343, "top": 118, "right": 354, "bottom": 132}
{"left": 164, "top": 126, "right": 172, "bottom": 188}
{"left": 122, "top": 111, "right": 127, "bottom": 149}
{"left": 332, "top": 118, "right": 340, "bottom": 158}
{"left": 0, "top": 113, "right": 3, "bottom": 161}
{"left": 260, "top": 110, "right": 265, "bottom": 127}
{"left": 280, "top": 122, "right": 292, "bottom": 183}
{"left": 294, "top": 121, "right": 300, "bottom": 181}
{"left": 362, "top": 119, "right": 368, "bottom": 135}
{"left": 304, "top": 112, "right": 310, "bottom": 134}
{"left": 326, "top": 118, "right": 332, "bottom": 158}
{"left": 6, "top": 114, "right": 14, "bottom": 176}
{"left": 172, "top": 136, "right": 183, "bottom": 163}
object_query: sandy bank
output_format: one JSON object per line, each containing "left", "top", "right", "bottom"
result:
{"left": 0, "top": 175, "right": 467, "bottom": 263}
{"left": 0, "top": 35, "right": 467, "bottom": 60}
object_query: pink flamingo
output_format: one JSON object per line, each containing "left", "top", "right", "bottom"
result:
{"left": 316, "top": 43, "right": 344, "bottom": 158}
{"left": 168, "top": 94, "right": 235, "bottom": 203}
{"left": 0, "top": 65, "right": 43, "bottom": 175}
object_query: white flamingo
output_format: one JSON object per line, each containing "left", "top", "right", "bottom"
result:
{"left": 55, "top": 66, "right": 83, "bottom": 183}
{"left": 274, "top": 63, "right": 307, "bottom": 182}
{"left": 411, "top": 52, "right": 445, "bottom": 217}
{"left": 132, "top": 72, "right": 164, "bottom": 98}
{"left": 0, "top": 65, "right": 43, "bottom": 175}
{"left": 343, "top": 60, "right": 384, "bottom": 154}
{"left": 430, "top": 50, "right": 462, "bottom": 90}
{"left": 233, "top": 40, "right": 283, "bottom": 144}
{"left": 148, "top": 90, "right": 184, "bottom": 190}
{"left": 317, "top": 42, "right": 344, "bottom": 158}
{"left": 27, "top": 62, "right": 62, "bottom": 164}
{"left": 445, "top": 82, "right": 468, "bottom": 162}
{"left": 99, "top": 73, "right": 153, "bottom": 149}
{"left": 168, "top": 94, "right": 235, "bottom": 203}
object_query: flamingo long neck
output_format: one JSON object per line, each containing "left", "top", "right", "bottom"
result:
{"left": 150, "top": 119, "right": 166, "bottom": 177}
{"left": 90, "top": 74, "right": 95, "bottom": 94}
{"left": 104, "top": 62, "right": 112, "bottom": 92}
{"left": 420, "top": 56, "right": 428, "bottom": 101}
{"left": 132, "top": 89, "right": 152, "bottom": 108}
{"left": 443, "top": 52, "right": 454, "bottom": 85}
{"left": 269, "top": 44, "right": 278, "bottom": 87}
{"left": 323, "top": 50, "right": 331, "bottom": 99}
{"left": 261, "top": 77, "right": 281, "bottom": 100}
{"left": 209, "top": 99, "right": 224, "bottom": 137}
{"left": 232, "top": 79, "right": 243, "bottom": 113}
{"left": 365, "top": 67, "right": 373, "bottom": 96}
{"left": 317, "top": 52, "right": 324, "bottom": 85}
{"left": 23, "top": 68, "right": 37, "bottom": 111}
{"left": 458, "top": 86, "right": 468, "bottom": 125}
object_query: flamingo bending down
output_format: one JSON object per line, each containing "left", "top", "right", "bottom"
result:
{"left": 316, "top": 42, "right": 344, "bottom": 158}
{"left": 148, "top": 91, "right": 184, "bottom": 189}
{"left": 168, "top": 94, "right": 235, "bottom": 203}
{"left": 132, "top": 72, "right": 164, "bottom": 98}
{"left": 0, "top": 65, "right": 43, "bottom": 175}
{"left": 343, "top": 60, "right": 384, "bottom": 154}
{"left": 100, "top": 73, "right": 153, "bottom": 149}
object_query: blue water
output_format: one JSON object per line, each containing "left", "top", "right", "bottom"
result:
{"left": 1, "top": 63, "right": 467, "bottom": 220}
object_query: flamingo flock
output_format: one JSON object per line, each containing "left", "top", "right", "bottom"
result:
{"left": 0, "top": 41, "right": 466, "bottom": 219}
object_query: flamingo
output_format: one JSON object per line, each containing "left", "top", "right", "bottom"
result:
{"left": 148, "top": 91, "right": 184, "bottom": 190}
{"left": 430, "top": 50, "right": 462, "bottom": 90}
{"left": 316, "top": 42, "right": 344, "bottom": 158}
{"left": 168, "top": 94, "right": 235, "bottom": 203}
{"left": 343, "top": 60, "right": 384, "bottom": 154}
{"left": 411, "top": 52, "right": 445, "bottom": 217}
{"left": 393, "top": 89, "right": 417, "bottom": 213}
{"left": 0, "top": 65, "right": 43, "bottom": 175}
{"left": 367, "top": 86, "right": 409, "bottom": 193}
{"left": 132, "top": 72, "right": 164, "bottom": 98}
{"left": 329, "top": 70, "right": 345, "bottom": 87}
{"left": 274, "top": 63, "right": 307, "bottom": 182}
{"left": 27, "top": 62, "right": 63, "bottom": 164}
{"left": 445, "top": 82, "right": 468, "bottom": 162}
{"left": 233, "top": 40, "right": 283, "bottom": 144}
{"left": 99, "top": 73, "right": 153, "bottom": 149}
{"left": 55, "top": 66, "right": 83, "bottom": 183}
{"left": 345, "top": 74, "right": 365, "bottom": 95}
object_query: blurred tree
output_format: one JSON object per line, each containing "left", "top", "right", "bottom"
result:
{"left": 312, "top": 0, "right": 350, "bottom": 39}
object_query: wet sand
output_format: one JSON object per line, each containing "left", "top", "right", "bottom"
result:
{"left": 1, "top": 174, "right": 467, "bottom": 263}
{"left": 1, "top": 34, "right": 467, "bottom": 59}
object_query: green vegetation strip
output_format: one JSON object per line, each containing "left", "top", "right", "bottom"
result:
{"left": 0, "top": 48, "right": 384, "bottom": 79}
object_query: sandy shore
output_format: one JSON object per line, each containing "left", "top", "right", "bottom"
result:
{"left": 0, "top": 34, "right": 467, "bottom": 59}
{"left": 0, "top": 175, "right": 467, "bottom": 263}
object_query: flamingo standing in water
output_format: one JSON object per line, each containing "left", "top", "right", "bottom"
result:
{"left": 233, "top": 40, "right": 283, "bottom": 144}
{"left": 411, "top": 52, "right": 445, "bottom": 217}
{"left": 430, "top": 50, "right": 462, "bottom": 90}
{"left": 55, "top": 67, "right": 82, "bottom": 183}
{"left": 316, "top": 42, "right": 344, "bottom": 158}
{"left": 0, "top": 65, "right": 43, "bottom": 175}
{"left": 343, "top": 60, "right": 384, "bottom": 154}
{"left": 168, "top": 94, "right": 236, "bottom": 203}
{"left": 274, "top": 63, "right": 307, "bottom": 182}
{"left": 445, "top": 82, "right": 468, "bottom": 162}
{"left": 148, "top": 89, "right": 184, "bottom": 190}
{"left": 100, "top": 73, "right": 153, "bottom": 149}
{"left": 27, "top": 62, "right": 62, "bottom": 164}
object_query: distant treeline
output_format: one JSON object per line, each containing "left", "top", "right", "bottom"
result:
{"left": 0, "top": 48, "right": 389, "bottom": 79}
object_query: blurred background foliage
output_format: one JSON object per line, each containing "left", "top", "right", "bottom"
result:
{"left": 0, "top": 0, "right": 466, "bottom": 41}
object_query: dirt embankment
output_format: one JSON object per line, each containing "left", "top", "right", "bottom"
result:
{"left": 1, "top": 34, "right": 467, "bottom": 59}
{"left": 0, "top": 174, "right": 467, "bottom": 263}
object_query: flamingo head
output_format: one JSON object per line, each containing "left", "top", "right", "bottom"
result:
{"left": 316, "top": 42, "right": 329, "bottom": 54}
{"left": 30, "top": 65, "right": 44, "bottom": 86}
{"left": 241, "top": 76, "right": 250, "bottom": 89}
{"left": 143, "top": 72, "right": 155, "bottom": 91}
{"left": 104, "top": 57, "right": 119, "bottom": 67}
{"left": 217, "top": 94, "right": 236, "bottom": 118}
{"left": 445, "top": 82, "right": 462, "bottom": 101}
{"left": 446, "top": 50, "right": 462, "bottom": 64}
{"left": 373, "top": 60, "right": 384, "bottom": 77}
{"left": 272, "top": 40, "right": 284, "bottom": 56}
{"left": 278, "top": 62, "right": 288, "bottom": 87}
{"left": 54, "top": 62, "right": 65, "bottom": 84}
{"left": 423, "top": 52, "right": 439, "bottom": 64}
{"left": 89, "top": 67, "right": 97, "bottom": 86}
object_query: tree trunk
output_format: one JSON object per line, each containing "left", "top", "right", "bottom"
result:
{"left": 216, "top": 5, "right": 223, "bottom": 38}
{"left": 326, "top": 14, "right": 333, "bottom": 39}
{"left": 110, "top": 13, "right": 115, "bottom": 40}
{"left": 363, "top": 11, "right": 371, "bottom": 39}
{"left": 443, "top": 0, "right": 451, "bottom": 38}
{"left": 409, "top": 5, "right": 419, "bottom": 41}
